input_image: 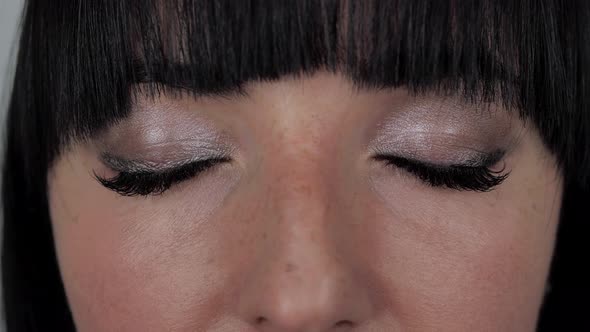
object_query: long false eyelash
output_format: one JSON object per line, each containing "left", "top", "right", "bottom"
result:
{"left": 374, "top": 154, "right": 509, "bottom": 192}
{"left": 94, "top": 157, "right": 230, "bottom": 197}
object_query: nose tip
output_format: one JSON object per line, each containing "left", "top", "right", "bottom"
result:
{"left": 237, "top": 251, "right": 373, "bottom": 331}
{"left": 244, "top": 280, "right": 367, "bottom": 331}
{"left": 255, "top": 315, "right": 356, "bottom": 331}
{"left": 252, "top": 270, "right": 365, "bottom": 331}
{"left": 253, "top": 301, "right": 357, "bottom": 331}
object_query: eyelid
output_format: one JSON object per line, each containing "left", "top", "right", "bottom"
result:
{"left": 441, "top": 149, "right": 505, "bottom": 168}
{"left": 371, "top": 148, "right": 506, "bottom": 169}
{"left": 373, "top": 150, "right": 509, "bottom": 192}
{"left": 94, "top": 155, "right": 232, "bottom": 196}
{"left": 99, "top": 151, "right": 231, "bottom": 174}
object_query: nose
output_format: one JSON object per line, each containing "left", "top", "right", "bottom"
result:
{"left": 236, "top": 166, "right": 374, "bottom": 331}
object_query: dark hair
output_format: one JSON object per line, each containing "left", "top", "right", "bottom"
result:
{"left": 2, "top": 0, "right": 589, "bottom": 330}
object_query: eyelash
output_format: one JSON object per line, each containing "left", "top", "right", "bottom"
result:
{"left": 95, "top": 157, "right": 230, "bottom": 197}
{"left": 96, "top": 153, "right": 508, "bottom": 197}
{"left": 374, "top": 154, "right": 509, "bottom": 192}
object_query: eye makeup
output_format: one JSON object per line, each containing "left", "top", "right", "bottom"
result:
{"left": 373, "top": 150, "right": 508, "bottom": 192}
{"left": 367, "top": 94, "right": 519, "bottom": 192}
{"left": 91, "top": 91, "right": 239, "bottom": 197}
{"left": 91, "top": 85, "right": 521, "bottom": 197}
{"left": 95, "top": 153, "right": 232, "bottom": 197}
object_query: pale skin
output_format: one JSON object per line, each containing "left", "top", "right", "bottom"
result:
{"left": 48, "top": 73, "right": 563, "bottom": 331}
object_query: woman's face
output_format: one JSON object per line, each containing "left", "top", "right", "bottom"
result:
{"left": 48, "top": 73, "right": 563, "bottom": 331}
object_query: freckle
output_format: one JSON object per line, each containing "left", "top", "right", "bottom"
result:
{"left": 285, "top": 263, "right": 296, "bottom": 273}
{"left": 206, "top": 257, "right": 215, "bottom": 265}
{"left": 262, "top": 232, "right": 267, "bottom": 240}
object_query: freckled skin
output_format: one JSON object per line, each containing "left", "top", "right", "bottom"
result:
{"left": 48, "top": 73, "right": 562, "bottom": 331}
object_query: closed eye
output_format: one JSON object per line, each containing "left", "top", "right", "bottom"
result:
{"left": 374, "top": 152, "right": 509, "bottom": 192}
{"left": 94, "top": 156, "right": 231, "bottom": 197}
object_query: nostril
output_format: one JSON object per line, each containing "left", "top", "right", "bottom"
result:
{"left": 254, "top": 316, "right": 355, "bottom": 329}
{"left": 253, "top": 315, "right": 355, "bottom": 328}
{"left": 255, "top": 316, "right": 268, "bottom": 325}
{"left": 334, "top": 320, "right": 355, "bottom": 328}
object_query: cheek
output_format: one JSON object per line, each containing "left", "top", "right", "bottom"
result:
{"left": 367, "top": 155, "right": 561, "bottom": 330}
{"left": 48, "top": 152, "right": 247, "bottom": 331}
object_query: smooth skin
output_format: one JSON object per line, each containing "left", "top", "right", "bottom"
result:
{"left": 48, "top": 73, "right": 563, "bottom": 331}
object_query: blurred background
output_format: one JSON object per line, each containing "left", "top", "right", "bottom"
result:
{"left": 1, "top": 0, "right": 23, "bottom": 118}
{"left": 1, "top": 1, "right": 24, "bottom": 330}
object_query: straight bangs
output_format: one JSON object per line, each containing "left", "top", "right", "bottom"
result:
{"left": 17, "top": 0, "right": 588, "bottom": 186}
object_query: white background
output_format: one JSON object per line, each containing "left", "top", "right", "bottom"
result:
{"left": 0, "top": 0, "right": 22, "bottom": 120}
{"left": 1, "top": 0, "right": 25, "bottom": 330}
